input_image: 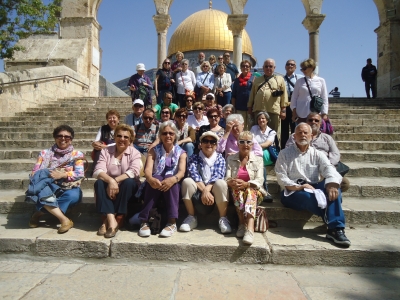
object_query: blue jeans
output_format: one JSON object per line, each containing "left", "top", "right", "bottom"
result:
{"left": 280, "top": 180, "right": 345, "bottom": 229}
{"left": 181, "top": 142, "right": 194, "bottom": 157}
{"left": 216, "top": 91, "right": 231, "bottom": 106}
{"left": 36, "top": 188, "right": 82, "bottom": 214}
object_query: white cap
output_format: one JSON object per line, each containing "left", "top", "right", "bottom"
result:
{"left": 199, "top": 131, "right": 219, "bottom": 142}
{"left": 205, "top": 93, "right": 215, "bottom": 99}
{"left": 132, "top": 99, "right": 144, "bottom": 106}
{"left": 136, "top": 63, "right": 146, "bottom": 71}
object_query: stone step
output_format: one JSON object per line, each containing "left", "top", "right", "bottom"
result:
{"left": 333, "top": 125, "right": 400, "bottom": 133}
{"left": 330, "top": 119, "right": 400, "bottom": 126}
{"left": 1, "top": 186, "right": 399, "bottom": 226}
{"left": 340, "top": 150, "right": 400, "bottom": 162}
{"left": 0, "top": 120, "right": 110, "bottom": 127}
{"left": 333, "top": 133, "right": 400, "bottom": 142}
{"left": 0, "top": 126, "right": 102, "bottom": 133}
{"left": 0, "top": 213, "right": 399, "bottom": 267}
{"left": 0, "top": 149, "right": 93, "bottom": 159}
{"left": 329, "top": 114, "right": 400, "bottom": 120}
{"left": 0, "top": 139, "right": 93, "bottom": 148}
{"left": 328, "top": 109, "right": 400, "bottom": 115}
{"left": 336, "top": 141, "right": 400, "bottom": 151}
{"left": 0, "top": 132, "right": 96, "bottom": 140}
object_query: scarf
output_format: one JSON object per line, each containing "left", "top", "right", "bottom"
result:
{"left": 176, "top": 122, "right": 189, "bottom": 140}
{"left": 238, "top": 72, "right": 251, "bottom": 87}
{"left": 39, "top": 144, "right": 74, "bottom": 170}
{"left": 199, "top": 150, "right": 218, "bottom": 184}
{"left": 153, "top": 144, "right": 185, "bottom": 176}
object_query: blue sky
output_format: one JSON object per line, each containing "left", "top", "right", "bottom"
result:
{"left": 1, "top": 0, "right": 379, "bottom": 97}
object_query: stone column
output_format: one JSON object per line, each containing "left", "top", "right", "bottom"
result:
{"left": 153, "top": 14, "right": 172, "bottom": 68}
{"left": 302, "top": 14, "right": 325, "bottom": 74}
{"left": 227, "top": 14, "right": 248, "bottom": 66}
{"left": 375, "top": 19, "right": 400, "bottom": 97}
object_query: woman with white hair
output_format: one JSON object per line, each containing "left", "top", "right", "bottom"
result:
{"left": 128, "top": 63, "right": 153, "bottom": 106}
{"left": 175, "top": 58, "right": 196, "bottom": 108}
{"left": 138, "top": 121, "right": 187, "bottom": 238}
{"left": 217, "top": 113, "right": 263, "bottom": 157}
{"left": 195, "top": 61, "right": 214, "bottom": 101}
{"left": 214, "top": 63, "right": 232, "bottom": 106}
{"left": 219, "top": 104, "right": 235, "bottom": 128}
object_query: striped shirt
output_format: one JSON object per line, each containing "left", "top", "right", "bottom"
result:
{"left": 133, "top": 123, "right": 159, "bottom": 153}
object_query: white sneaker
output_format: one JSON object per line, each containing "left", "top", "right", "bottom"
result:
{"left": 243, "top": 230, "right": 254, "bottom": 245}
{"left": 218, "top": 217, "right": 232, "bottom": 234}
{"left": 139, "top": 223, "right": 151, "bottom": 237}
{"left": 236, "top": 224, "right": 246, "bottom": 238}
{"left": 159, "top": 223, "right": 177, "bottom": 237}
{"left": 179, "top": 215, "right": 198, "bottom": 232}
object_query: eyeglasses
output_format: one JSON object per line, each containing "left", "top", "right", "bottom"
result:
{"left": 134, "top": 104, "right": 144, "bottom": 108}
{"left": 286, "top": 63, "right": 295, "bottom": 67}
{"left": 201, "top": 139, "right": 217, "bottom": 145}
{"left": 223, "top": 55, "right": 230, "bottom": 57}
{"left": 208, "top": 115, "right": 219, "bottom": 119}
{"left": 55, "top": 134, "right": 72, "bottom": 140}
{"left": 238, "top": 140, "right": 253, "bottom": 145}
{"left": 218, "top": 57, "right": 223, "bottom": 60}
{"left": 186, "top": 99, "right": 193, "bottom": 102}
{"left": 182, "top": 63, "right": 188, "bottom": 65}
{"left": 164, "top": 62, "right": 171, "bottom": 64}
{"left": 143, "top": 116, "right": 154, "bottom": 121}
{"left": 264, "top": 65, "right": 274, "bottom": 68}
{"left": 116, "top": 134, "right": 130, "bottom": 140}
{"left": 194, "top": 107, "right": 203, "bottom": 111}
{"left": 206, "top": 97, "right": 214, "bottom": 100}
{"left": 307, "top": 118, "right": 320, "bottom": 123}
{"left": 161, "top": 111, "right": 170, "bottom": 114}
{"left": 166, "top": 97, "right": 173, "bottom": 100}
{"left": 241, "top": 65, "right": 250, "bottom": 68}
{"left": 176, "top": 114, "right": 187, "bottom": 119}
{"left": 202, "top": 66, "right": 209, "bottom": 68}
{"left": 301, "top": 67, "right": 309, "bottom": 71}
{"left": 162, "top": 132, "right": 175, "bottom": 136}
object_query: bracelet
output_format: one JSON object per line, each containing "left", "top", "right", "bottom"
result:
{"left": 174, "top": 175, "right": 179, "bottom": 183}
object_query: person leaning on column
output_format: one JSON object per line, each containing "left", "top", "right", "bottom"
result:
{"left": 281, "top": 59, "right": 303, "bottom": 149}
{"left": 247, "top": 58, "right": 288, "bottom": 133}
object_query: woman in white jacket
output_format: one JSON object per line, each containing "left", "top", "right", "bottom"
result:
{"left": 214, "top": 64, "right": 232, "bottom": 107}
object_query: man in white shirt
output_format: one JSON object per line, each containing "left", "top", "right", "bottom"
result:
{"left": 275, "top": 123, "right": 350, "bottom": 247}
{"left": 193, "top": 52, "right": 205, "bottom": 77}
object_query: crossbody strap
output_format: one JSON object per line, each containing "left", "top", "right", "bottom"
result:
{"left": 285, "top": 75, "right": 295, "bottom": 88}
{"left": 256, "top": 75, "right": 274, "bottom": 93}
{"left": 304, "top": 77, "right": 313, "bottom": 98}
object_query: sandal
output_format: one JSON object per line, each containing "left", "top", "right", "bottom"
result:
{"left": 104, "top": 226, "right": 119, "bottom": 238}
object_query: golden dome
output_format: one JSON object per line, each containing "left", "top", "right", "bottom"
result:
{"left": 167, "top": 9, "right": 254, "bottom": 60}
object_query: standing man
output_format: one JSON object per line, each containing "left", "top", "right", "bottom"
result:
{"left": 193, "top": 52, "right": 205, "bottom": 77}
{"left": 361, "top": 58, "right": 377, "bottom": 98}
{"left": 248, "top": 58, "right": 288, "bottom": 133}
{"left": 281, "top": 59, "right": 303, "bottom": 149}
{"left": 124, "top": 99, "right": 145, "bottom": 129}
{"left": 222, "top": 51, "right": 239, "bottom": 82}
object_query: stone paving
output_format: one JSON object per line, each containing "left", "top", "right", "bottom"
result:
{"left": 0, "top": 97, "right": 399, "bottom": 266}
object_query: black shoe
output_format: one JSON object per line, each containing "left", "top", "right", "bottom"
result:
{"left": 326, "top": 229, "right": 351, "bottom": 247}
{"left": 263, "top": 192, "right": 273, "bottom": 203}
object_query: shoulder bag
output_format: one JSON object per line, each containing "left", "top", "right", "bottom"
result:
{"left": 55, "top": 157, "right": 89, "bottom": 189}
{"left": 304, "top": 78, "right": 324, "bottom": 113}
{"left": 267, "top": 134, "right": 280, "bottom": 163}
{"left": 254, "top": 207, "right": 278, "bottom": 232}
{"left": 194, "top": 72, "right": 210, "bottom": 98}
{"left": 336, "top": 161, "right": 350, "bottom": 176}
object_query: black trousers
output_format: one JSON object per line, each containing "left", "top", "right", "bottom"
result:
{"left": 365, "top": 80, "right": 377, "bottom": 98}
{"left": 280, "top": 106, "right": 295, "bottom": 149}
{"left": 95, "top": 178, "right": 137, "bottom": 215}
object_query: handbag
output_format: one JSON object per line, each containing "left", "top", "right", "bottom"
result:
{"left": 320, "top": 118, "right": 334, "bottom": 135}
{"left": 267, "top": 135, "right": 280, "bottom": 163}
{"left": 254, "top": 207, "right": 268, "bottom": 232}
{"left": 304, "top": 78, "right": 324, "bottom": 113}
{"left": 263, "top": 149, "right": 274, "bottom": 166}
{"left": 181, "top": 72, "right": 196, "bottom": 98}
{"left": 55, "top": 157, "right": 89, "bottom": 189}
{"left": 336, "top": 161, "right": 350, "bottom": 176}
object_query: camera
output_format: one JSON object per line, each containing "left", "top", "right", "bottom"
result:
{"left": 272, "top": 90, "right": 284, "bottom": 97}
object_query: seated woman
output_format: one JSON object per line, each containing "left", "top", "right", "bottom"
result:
{"left": 217, "top": 114, "right": 262, "bottom": 158}
{"left": 174, "top": 108, "right": 196, "bottom": 157}
{"left": 93, "top": 124, "right": 141, "bottom": 238}
{"left": 250, "top": 111, "right": 276, "bottom": 202}
{"left": 196, "top": 108, "right": 225, "bottom": 148}
{"left": 159, "top": 107, "right": 172, "bottom": 123}
{"left": 187, "top": 102, "right": 209, "bottom": 131}
{"left": 226, "top": 131, "right": 265, "bottom": 245}
{"left": 219, "top": 104, "right": 234, "bottom": 129}
{"left": 28, "top": 125, "right": 85, "bottom": 234}
{"left": 91, "top": 109, "right": 120, "bottom": 173}
{"left": 184, "top": 94, "right": 194, "bottom": 115}
{"left": 180, "top": 131, "right": 230, "bottom": 234}
{"left": 138, "top": 121, "right": 187, "bottom": 238}
{"left": 203, "top": 93, "right": 223, "bottom": 118}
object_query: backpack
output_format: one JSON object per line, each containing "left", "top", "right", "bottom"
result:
{"left": 320, "top": 118, "right": 334, "bottom": 135}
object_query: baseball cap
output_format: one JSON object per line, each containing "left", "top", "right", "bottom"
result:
{"left": 132, "top": 99, "right": 144, "bottom": 106}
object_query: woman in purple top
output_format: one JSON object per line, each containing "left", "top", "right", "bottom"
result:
{"left": 128, "top": 63, "right": 153, "bottom": 106}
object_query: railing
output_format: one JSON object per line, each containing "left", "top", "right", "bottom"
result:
{"left": 0, "top": 75, "right": 89, "bottom": 94}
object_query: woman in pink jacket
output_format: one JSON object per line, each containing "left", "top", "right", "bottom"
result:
{"left": 93, "top": 124, "right": 141, "bottom": 238}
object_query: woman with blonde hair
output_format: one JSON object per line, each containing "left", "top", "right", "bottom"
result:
{"left": 214, "top": 64, "right": 232, "bottom": 106}
{"left": 195, "top": 61, "right": 214, "bottom": 101}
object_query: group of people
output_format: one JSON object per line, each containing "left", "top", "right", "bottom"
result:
{"left": 26, "top": 55, "right": 351, "bottom": 248}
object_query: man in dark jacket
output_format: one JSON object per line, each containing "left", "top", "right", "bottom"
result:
{"left": 361, "top": 58, "right": 377, "bottom": 98}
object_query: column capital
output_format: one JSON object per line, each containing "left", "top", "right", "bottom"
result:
{"left": 227, "top": 14, "right": 248, "bottom": 36}
{"left": 302, "top": 14, "right": 326, "bottom": 33}
{"left": 152, "top": 14, "right": 172, "bottom": 34}
{"left": 227, "top": 0, "right": 248, "bottom": 14}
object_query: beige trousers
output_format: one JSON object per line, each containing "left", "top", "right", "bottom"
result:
{"left": 181, "top": 178, "right": 228, "bottom": 203}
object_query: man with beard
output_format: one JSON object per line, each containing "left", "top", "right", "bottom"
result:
{"left": 285, "top": 112, "right": 350, "bottom": 192}
{"left": 275, "top": 123, "right": 350, "bottom": 247}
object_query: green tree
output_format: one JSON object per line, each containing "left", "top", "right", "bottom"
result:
{"left": 0, "top": 0, "right": 62, "bottom": 59}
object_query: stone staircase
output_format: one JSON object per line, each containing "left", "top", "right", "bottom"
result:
{"left": 0, "top": 97, "right": 399, "bottom": 266}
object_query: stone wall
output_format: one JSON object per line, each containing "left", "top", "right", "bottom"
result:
{"left": 0, "top": 66, "right": 89, "bottom": 118}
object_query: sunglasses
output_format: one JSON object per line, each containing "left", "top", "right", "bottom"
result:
{"left": 208, "top": 115, "right": 219, "bottom": 119}
{"left": 186, "top": 99, "right": 193, "bottom": 102}
{"left": 201, "top": 139, "right": 217, "bottom": 145}
{"left": 143, "top": 117, "right": 154, "bottom": 121}
{"left": 116, "top": 134, "right": 130, "bottom": 140}
{"left": 161, "top": 111, "right": 170, "bottom": 114}
{"left": 301, "top": 67, "right": 309, "bottom": 71}
{"left": 286, "top": 63, "right": 295, "bottom": 67}
{"left": 241, "top": 65, "right": 250, "bottom": 68}
{"left": 134, "top": 104, "right": 144, "bottom": 108}
{"left": 194, "top": 107, "right": 203, "bottom": 111}
{"left": 164, "top": 62, "right": 171, "bottom": 64}
{"left": 238, "top": 140, "right": 252, "bottom": 145}
{"left": 176, "top": 114, "right": 187, "bottom": 119}
{"left": 206, "top": 97, "right": 214, "bottom": 100}
{"left": 218, "top": 57, "right": 223, "bottom": 60}
{"left": 223, "top": 55, "right": 230, "bottom": 57}
{"left": 55, "top": 134, "right": 72, "bottom": 140}
{"left": 264, "top": 65, "right": 274, "bottom": 68}
{"left": 307, "top": 118, "right": 320, "bottom": 123}
{"left": 162, "top": 132, "right": 175, "bottom": 136}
